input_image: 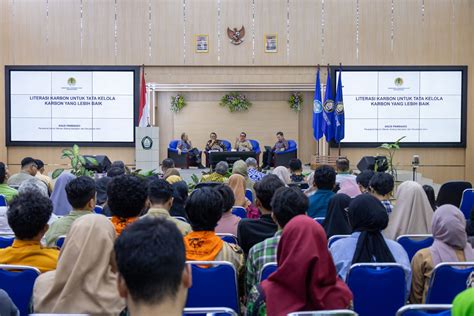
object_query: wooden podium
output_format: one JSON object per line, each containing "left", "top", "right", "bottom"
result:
{"left": 310, "top": 155, "right": 340, "bottom": 170}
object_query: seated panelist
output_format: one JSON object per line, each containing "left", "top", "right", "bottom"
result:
{"left": 263, "top": 131, "right": 289, "bottom": 169}
{"left": 234, "top": 132, "right": 253, "bottom": 152}
{"left": 177, "top": 133, "right": 204, "bottom": 168}
{"left": 205, "top": 132, "right": 227, "bottom": 152}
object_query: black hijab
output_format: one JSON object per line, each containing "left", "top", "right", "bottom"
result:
{"left": 348, "top": 194, "right": 395, "bottom": 264}
{"left": 323, "top": 193, "right": 352, "bottom": 238}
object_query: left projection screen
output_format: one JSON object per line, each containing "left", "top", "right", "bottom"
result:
{"left": 5, "top": 66, "right": 139, "bottom": 146}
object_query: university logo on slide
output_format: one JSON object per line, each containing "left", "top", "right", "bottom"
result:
{"left": 394, "top": 77, "right": 404, "bottom": 86}
{"left": 67, "top": 77, "right": 76, "bottom": 86}
{"left": 313, "top": 100, "right": 323, "bottom": 113}
{"left": 323, "top": 100, "right": 335, "bottom": 113}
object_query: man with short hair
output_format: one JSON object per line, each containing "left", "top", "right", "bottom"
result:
{"left": 44, "top": 176, "right": 97, "bottom": 247}
{"left": 237, "top": 175, "right": 285, "bottom": 255}
{"left": 335, "top": 157, "right": 356, "bottom": 184}
{"left": 245, "top": 186, "right": 309, "bottom": 294}
{"left": 246, "top": 157, "right": 265, "bottom": 183}
{"left": 200, "top": 161, "right": 229, "bottom": 183}
{"left": 205, "top": 132, "right": 226, "bottom": 152}
{"left": 0, "top": 192, "right": 59, "bottom": 273}
{"left": 115, "top": 217, "right": 192, "bottom": 316}
{"left": 356, "top": 170, "right": 375, "bottom": 193}
{"left": 369, "top": 172, "right": 395, "bottom": 214}
{"left": 35, "top": 159, "right": 53, "bottom": 194}
{"left": 144, "top": 179, "right": 191, "bottom": 236}
{"left": 0, "top": 162, "right": 18, "bottom": 203}
{"left": 262, "top": 131, "right": 289, "bottom": 169}
{"left": 307, "top": 165, "right": 336, "bottom": 218}
{"left": 234, "top": 132, "right": 253, "bottom": 152}
{"left": 7, "top": 157, "right": 39, "bottom": 187}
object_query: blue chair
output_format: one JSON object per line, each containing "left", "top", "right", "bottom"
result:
{"left": 249, "top": 139, "right": 261, "bottom": 163}
{"left": 0, "top": 236, "right": 14, "bottom": 249}
{"left": 259, "top": 262, "right": 277, "bottom": 282}
{"left": 232, "top": 206, "right": 247, "bottom": 219}
{"left": 288, "top": 311, "right": 358, "bottom": 316}
{"left": 184, "top": 307, "right": 238, "bottom": 316}
{"left": 0, "top": 194, "right": 7, "bottom": 206}
{"left": 0, "top": 264, "right": 41, "bottom": 316}
{"left": 460, "top": 189, "right": 474, "bottom": 219}
{"left": 186, "top": 261, "right": 239, "bottom": 314}
{"left": 396, "top": 304, "right": 452, "bottom": 316}
{"left": 56, "top": 235, "right": 66, "bottom": 249}
{"left": 221, "top": 140, "right": 232, "bottom": 152}
{"left": 328, "top": 235, "right": 351, "bottom": 248}
{"left": 168, "top": 140, "right": 202, "bottom": 169}
{"left": 94, "top": 205, "right": 104, "bottom": 214}
{"left": 396, "top": 234, "right": 434, "bottom": 262}
{"left": 245, "top": 189, "right": 253, "bottom": 203}
{"left": 216, "top": 233, "right": 238, "bottom": 244}
{"left": 314, "top": 217, "right": 325, "bottom": 225}
{"left": 426, "top": 262, "right": 474, "bottom": 304}
{"left": 274, "top": 140, "right": 297, "bottom": 167}
{"left": 347, "top": 263, "right": 406, "bottom": 316}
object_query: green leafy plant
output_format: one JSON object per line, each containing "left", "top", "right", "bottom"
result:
{"left": 170, "top": 94, "right": 186, "bottom": 113}
{"left": 131, "top": 169, "right": 157, "bottom": 179}
{"left": 52, "top": 144, "right": 98, "bottom": 179}
{"left": 378, "top": 136, "right": 406, "bottom": 178}
{"left": 288, "top": 92, "right": 303, "bottom": 112}
{"left": 187, "top": 174, "right": 200, "bottom": 191}
{"left": 220, "top": 92, "right": 252, "bottom": 112}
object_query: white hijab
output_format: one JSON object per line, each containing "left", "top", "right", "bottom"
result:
{"left": 272, "top": 166, "right": 291, "bottom": 184}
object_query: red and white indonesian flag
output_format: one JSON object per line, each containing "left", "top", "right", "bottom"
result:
{"left": 138, "top": 68, "right": 150, "bottom": 127}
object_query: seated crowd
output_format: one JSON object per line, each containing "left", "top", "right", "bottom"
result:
{"left": 0, "top": 155, "right": 473, "bottom": 315}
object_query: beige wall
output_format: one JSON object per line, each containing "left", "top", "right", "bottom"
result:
{"left": 0, "top": 0, "right": 473, "bottom": 184}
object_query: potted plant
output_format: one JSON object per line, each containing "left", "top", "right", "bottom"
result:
{"left": 377, "top": 136, "right": 406, "bottom": 179}
{"left": 52, "top": 144, "right": 98, "bottom": 179}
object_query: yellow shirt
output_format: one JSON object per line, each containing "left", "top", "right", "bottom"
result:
{"left": 0, "top": 239, "right": 59, "bottom": 273}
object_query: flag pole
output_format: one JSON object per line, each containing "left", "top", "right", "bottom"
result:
{"left": 317, "top": 64, "right": 320, "bottom": 157}
{"left": 327, "top": 64, "right": 331, "bottom": 157}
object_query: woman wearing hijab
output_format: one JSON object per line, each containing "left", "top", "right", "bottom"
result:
{"left": 410, "top": 204, "right": 474, "bottom": 304}
{"left": 33, "top": 214, "right": 125, "bottom": 314}
{"left": 50, "top": 173, "right": 75, "bottom": 216}
{"left": 163, "top": 168, "right": 181, "bottom": 181}
{"left": 330, "top": 194, "right": 411, "bottom": 289}
{"left": 170, "top": 181, "right": 189, "bottom": 219}
{"left": 228, "top": 174, "right": 259, "bottom": 219}
{"left": 247, "top": 215, "right": 352, "bottom": 315}
{"left": 338, "top": 178, "right": 361, "bottom": 198}
{"left": 272, "top": 166, "right": 291, "bottom": 185}
{"left": 323, "top": 193, "right": 352, "bottom": 238}
{"left": 232, "top": 160, "right": 255, "bottom": 192}
{"left": 384, "top": 181, "right": 433, "bottom": 240}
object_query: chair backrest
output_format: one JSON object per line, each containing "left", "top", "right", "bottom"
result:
{"left": 216, "top": 233, "right": 238, "bottom": 244}
{"left": 231, "top": 206, "right": 247, "bottom": 219}
{"left": 0, "top": 264, "right": 41, "bottom": 316}
{"left": 56, "top": 235, "right": 66, "bottom": 249}
{"left": 0, "top": 236, "right": 14, "bottom": 249}
{"left": 249, "top": 139, "right": 261, "bottom": 153}
{"left": 287, "top": 311, "right": 357, "bottom": 316}
{"left": 221, "top": 140, "right": 232, "bottom": 152}
{"left": 185, "top": 261, "right": 239, "bottom": 313}
{"left": 396, "top": 235, "right": 434, "bottom": 262}
{"left": 173, "top": 216, "right": 189, "bottom": 223}
{"left": 195, "top": 182, "right": 222, "bottom": 189}
{"left": 347, "top": 263, "right": 406, "bottom": 316}
{"left": 396, "top": 304, "right": 452, "bottom": 316}
{"left": 184, "top": 307, "right": 238, "bottom": 316}
{"left": 288, "top": 182, "right": 310, "bottom": 190}
{"left": 426, "top": 262, "right": 474, "bottom": 304}
{"left": 328, "top": 235, "right": 351, "bottom": 248}
{"left": 460, "top": 188, "right": 474, "bottom": 219}
{"left": 314, "top": 217, "right": 325, "bottom": 225}
{"left": 94, "top": 205, "right": 104, "bottom": 214}
{"left": 287, "top": 140, "right": 297, "bottom": 151}
{"left": 436, "top": 181, "right": 472, "bottom": 208}
{"left": 168, "top": 140, "right": 180, "bottom": 149}
{"left": 245, "top": 189, "right": 253, "bottom": 203}
{"left": 259, "top": 262, "right": 277, "bottom": 282}
{"left": 0, "top": 194, "right": 7, "bottom": 207}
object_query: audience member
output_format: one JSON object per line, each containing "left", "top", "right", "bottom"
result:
{"left": 232, "top": 160, "right": 255, "bottom": 193}
{"left": 0, "top": 192, "right": 59, "bottom": 273}
{"left": 95, "top": 166, "right": 125, "bottom": 207}
{"left": 18, "top": 178, "right": 49, "bottom": 197}
{"left": 166, "top": 175, "right": 183, "bottom": 184}
{"left": 262, "top": 131, "right": 289, "bottom": 170}
{"left": 215, "top": 185, "right": 241, "bottom": 236}
{"left": 237, "top": 175, "right": 284, "bottom": 255}
{"left": 385, "top": 181, "right": 433, "bottom": 240}
{"left": 205, "top": 132, "right": 227, "bottom": 152}
{"left": 44, "top": 176, "right": 96, "bottom": 247}
{"left": 369, "top": 172, "right": 395, "bottom": 214}
{"left": 108, "top": 175, "right": 148, "bottom": 236}
{"left": 323, "top": 193, "right": 352, "bottom": 238}
{"left": 246, "top": 215, "right": 352, "bottom": 315}
{"left": 161, "top": 158, "right": 175, "bottom": 175}
{"left": 356, "top": 170, "right": 375, "bottom": 193}
{"left": 335, "top": 157, "right": 356, "bottom": 184}
{"left": 228, "top": 174, "right": 251, "bottom": 208}
{"left": 304, "top": 171, "right": 317, "bottom": 197}
{"left": 110, "top": 160, "right": 126, "bottom": 171}
{"left": 307, "top": 165, "right": 336, "bottom": 218}
{"left": 410, "top": 205, "right": 474, "bottom": 304}
{"left": 169, "top": 181, "right": 189, "bottom": 219}
{"left": 7, "top": 157, "right": 38, "bottom": 187}
{"left": 35, "top": 159, "right": 53, "bottom": 193}
{"left": 272, "top": 166, "right": 291, "bottom": 185}
{"left": 330, "top": 194, "right": 411, "bottom": 289}
{"left": 144, "top": 179, "right": 191, "bottom": 236}
{"left": 115, "top": 217, "right": 191, "bottom": 316}
{"left": 338, "top": 178, "right": 361, "bottom": 198}
{"left": 452, "top": 287, "right": 474, "bottom": 316}
{"left": 177, "top": 132, "right": 204, "bottom": 169}
{"left": 289, "top": 158, "right": 305, "bottom": 183}
{"left": 422, "top": 184, "right": 437, "bottom": 212}
{"left": 201, "top": 161, "right": 229, "bottom": 183}
{"left": 246, "top": 186, "right": 308, "bottom": 295}
{"left": 0, "top": 290, "right": 18, "bottom": 316}
{"left": 0, "top": 162, "right": 18, "bottom": 203}
{"left": 33, "top": 214, "right": 125, "bottom": 314}
{"left": 246, "top": 158, "right": 265, "bottom": 183}
{"left": 184, "top": 188, "right": 244, "bottom": 270}
{"left": 234, "top": 132, "right": 253, "bottom": 152}
{"left": 50, "top": 173, "right": 75, "bottom": 216}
